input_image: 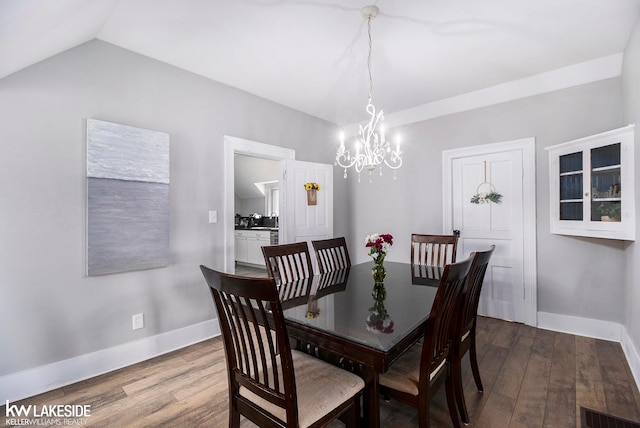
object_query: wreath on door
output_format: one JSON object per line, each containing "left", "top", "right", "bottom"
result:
{"left": 470, "top": 161, "right": 502, "bottom": 204}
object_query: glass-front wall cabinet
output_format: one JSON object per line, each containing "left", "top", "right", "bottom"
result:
{"left": 546, "top": 125, "right": 635, "bottom": 241}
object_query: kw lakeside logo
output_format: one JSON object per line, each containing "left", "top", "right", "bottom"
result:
{"left": 5, "top": 401, "right": 91, "bottom": 426}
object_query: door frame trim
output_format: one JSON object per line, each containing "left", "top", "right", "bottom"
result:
{"left": 223, "top": 136, "right": 295, "bottom": 273}
{"left": 442, "top": 138, "right": 537, "bottom": 327}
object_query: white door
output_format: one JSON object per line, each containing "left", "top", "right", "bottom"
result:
{"left": 443, "top": 139, "right": 537, "bottom": 325}
{"left": 280, "top": 160, "right": 333, "bottom": 247}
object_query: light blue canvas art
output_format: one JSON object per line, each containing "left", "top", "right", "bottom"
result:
{"left": 87, "top": 119, "right": 170, "bottom": 276}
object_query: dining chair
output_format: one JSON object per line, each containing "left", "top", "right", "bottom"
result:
{"left": 200, "top": 266, "right": 364, "bottom": 428}
{"left": 378, "top": 255, "right": 473, "bottom": 428}
{"left": 450, "top": 245, "right": 495, "bottom": 424}
{"left": 410, "top": 234, "right": 459, "bottom": 267}
{"left": 311, "top": 237, "right": 351, "bottom": 274}
{"left": 262, "top": 242, "right": 314, "bottom": 285}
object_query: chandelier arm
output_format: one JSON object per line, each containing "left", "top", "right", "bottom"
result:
{"left": 384, "top": 157, "right": 403, "bottom": 170}
{"left": 336, "top": 150, "right": 358, "bottom": 169}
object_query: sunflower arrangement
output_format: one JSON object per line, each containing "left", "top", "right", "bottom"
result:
{"left": 304, "top": 183, "right": 320, "bottom": 191}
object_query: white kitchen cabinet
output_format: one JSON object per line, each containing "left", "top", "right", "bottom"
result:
{"left": 545, "top": 125, "right": 635, "bottom": 241}
{"left": 247, "top": 232, "right": 270, "bottom": 265}
{"left": 235, "top": 231, "right": 249, "bottom": 263}
{"left": 235, "top": 230, "right": 271, "bottom": 266}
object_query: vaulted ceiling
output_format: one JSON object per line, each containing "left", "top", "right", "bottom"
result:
{"left": 2, "top": 0, "right": 639, "bottom": 127}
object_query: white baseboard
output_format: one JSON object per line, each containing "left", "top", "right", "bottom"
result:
{"left": 537, "top": 311, "right": 640, "bottom": 391}
{"left": 537, "top": 311, "right": 623, "bottom": 341}
{"left": 0, "top": 318, "right": 220, "bottom": 403}
{"left": 621, "top": 327, "right": 640, "bottom": 391}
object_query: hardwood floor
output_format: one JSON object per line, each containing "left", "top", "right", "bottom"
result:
{"left": 3, "top": 317, "right": 639, "bottom": 427}
{"left": 234, "top": 263, "right": 268, "bottom": 277}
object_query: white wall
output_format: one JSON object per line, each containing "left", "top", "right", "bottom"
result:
{"left": 622, "top": 13, "right": 640, "bottom": 381}
{"left": 344, "top": 78, "right": 627, "bottom": 323}
{"left": 0, "top": 40, "right": 339, "bottom": 379}
{"left": 238, "top": 197, "right": 265, "bottom": 216}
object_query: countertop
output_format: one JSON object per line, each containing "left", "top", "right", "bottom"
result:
{"left": 235, "top": 227, "right": 279, "bottom": 231}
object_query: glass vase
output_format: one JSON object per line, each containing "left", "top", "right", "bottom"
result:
{"left": 372, "top": 253, "right": 386, "bottom": 283}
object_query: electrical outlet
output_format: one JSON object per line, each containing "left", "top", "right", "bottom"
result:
{"left": 132, "top": 313, "right": 144, "bottom": 330}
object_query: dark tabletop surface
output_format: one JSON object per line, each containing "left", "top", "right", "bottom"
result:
{"left": 281, "top": 261, "right": 443, "bottom": 352}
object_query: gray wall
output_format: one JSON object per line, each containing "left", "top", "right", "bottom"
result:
{"left": 623, "top": 16, "right": 640, "bottom": 357}
{"left": 343, "top": 78, "right": 627, "bottom": 323}
{"left": 238, "top": 197, "right": 265, "bottom": 216}
{"left": 0, "top": 40, "right": 338, "bottom": 377}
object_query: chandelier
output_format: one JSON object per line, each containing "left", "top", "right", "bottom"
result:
{"left": 336, "top": 5, "right": 402, "bottom": 182}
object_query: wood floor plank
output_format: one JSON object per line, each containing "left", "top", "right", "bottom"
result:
{"left": 121, "top": 352, "right": 214, "bottom": 396}
{"left": 597, "top": 339, "right": 640, "bottom": 422}
{"left": 89, "top": 393, "right": 177, "bottom": 427}
{"left": 548, "top": 332, "right": 576, "bottom": 388}
{"left": 543, "top": 383, "right": 575, "bottom": 428}
{"left": 510, "top": 331, "right": 553, "bottom": 428}
{"left": 128, "top": 387, "right": 220, "bottom": 428}
{"left": 170, "top": 363, "right": 227, "bottom": 402}
{"left": 542, "top": 332, "right": 576, "bottom": 428}
{"left": 491, "top": 319, "right": 521, "bottom": 349}
{"left": 475, "top": 391, "right": 516, "bottom": 428}
{"left": 464, "top": 342, "right": 511, "bottom": 421}
{"left": 492, "top": 334, "right": 535, "bottom": 399}
{"left": 575, "top": 335, "right": 608, "bottom": 427}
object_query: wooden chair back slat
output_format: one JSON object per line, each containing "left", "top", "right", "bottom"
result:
{"left": 411, "top": 234, "right": 459, "bottom": 267}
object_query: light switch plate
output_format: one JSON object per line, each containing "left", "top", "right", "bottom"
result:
{"left": 132, "top": 313, "right": 144, "bottom": 330}
{"left": 208, "top": 210, "right": 217, "bottom": 223}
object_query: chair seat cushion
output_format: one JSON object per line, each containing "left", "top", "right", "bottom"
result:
{"left": 379, "top": 344, "right": 446, "bottom": 396}
{"left": 240, "top": 350, "right": 364, "bottom": 427}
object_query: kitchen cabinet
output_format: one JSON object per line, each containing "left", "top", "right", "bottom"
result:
{"left": 235, "top": 230, "right": 271, "bottom": 266}
{"left": 545, "top": 125, "right": 635, "bottom": 240}
{"left": 234, "top": 232, "right": 249, "bottom": 263}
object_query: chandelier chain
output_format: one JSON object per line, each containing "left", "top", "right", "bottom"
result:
{"left": 367, "top": 16, "right": 373, "bottom": 103}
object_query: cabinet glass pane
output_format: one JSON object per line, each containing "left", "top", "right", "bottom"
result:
{"left": 559, "top": 152, "right": 582, "bottom": 173}
{"left": 559, "top": 151, "right": 583, "bottom": 221}
{"left": 560, "top": 174, "right": 583, "bottom": 200}
{"left": 591, "top": 168, "right": 621, "bottom": 199}
{"left": 592, "top": 201, "right": 621, "bottom": 222}
{"left": 560, "top": 202, "right": 583, "bottom": 221}
{"left": 591, "top": 143, "right": 621, "bottom": 222}
{"left": 591, "top": 143, "right": 620, "bottom": 169}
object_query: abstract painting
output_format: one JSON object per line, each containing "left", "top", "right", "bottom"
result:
{"left": 87, "top": 119, "right": 170, "bottom": 276}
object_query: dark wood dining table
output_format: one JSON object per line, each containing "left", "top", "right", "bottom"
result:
{"left": 280, "top": 261, "right": 443, "bottom": 428}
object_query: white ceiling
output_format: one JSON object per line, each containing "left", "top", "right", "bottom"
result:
{"left": 234, "top": 154, "right": 279, "bottom": 200}
{"left": 2, "top": 0, "right": 639, "bottom": 126}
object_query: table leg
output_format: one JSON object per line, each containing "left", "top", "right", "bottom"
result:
{"left": 360, "top": 366, "right": 380, "bottom": 428}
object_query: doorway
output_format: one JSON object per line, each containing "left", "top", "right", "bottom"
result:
{"left": 223, "top": 136, "right": 295, "bottom": 273}
{"left": 442, "top": 138, "right": 537, "bottom": 327}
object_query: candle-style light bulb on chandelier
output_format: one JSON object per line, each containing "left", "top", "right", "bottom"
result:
{"left": 335, "top": 5, "right": 402, "bottom": 182}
